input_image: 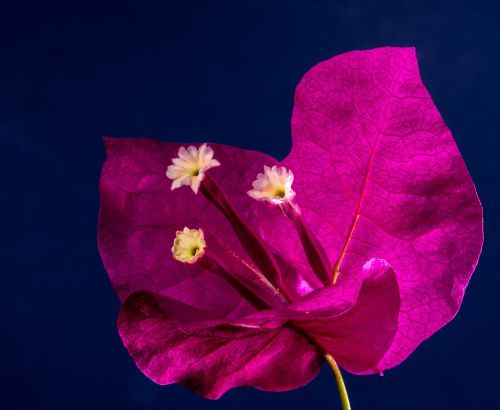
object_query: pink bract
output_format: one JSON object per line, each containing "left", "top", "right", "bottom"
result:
{"left": 98, "top": 47, "right": 483, "bottom": 399}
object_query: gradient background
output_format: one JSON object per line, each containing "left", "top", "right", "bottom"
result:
{"left": 1, "top": 1, "right": 498, "bottom": 409}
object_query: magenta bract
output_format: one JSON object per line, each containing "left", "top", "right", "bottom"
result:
{"left": 98, "top": 47, "right": 483, "bottom": 399}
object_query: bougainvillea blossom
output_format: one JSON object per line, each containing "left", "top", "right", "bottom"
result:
{"left": 98, "top": 47, "right": 483, "bottom": 404}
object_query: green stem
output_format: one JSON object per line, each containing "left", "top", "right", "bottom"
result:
{"left": 325, "top": 354, "right": 351, "bottom": 410}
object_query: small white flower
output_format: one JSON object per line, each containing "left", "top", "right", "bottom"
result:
{"left": 247, "top": 165, "right": 295, "bottom": 205}
{"left": 166, "top": 143, "right": 220, "bottom": 193}
{"left": 171, "top": 227, "right": 206, "bottom": 264}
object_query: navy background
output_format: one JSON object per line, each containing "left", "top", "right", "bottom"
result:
{"left": 1, "top": 1, "right": 498, "bottom": 409}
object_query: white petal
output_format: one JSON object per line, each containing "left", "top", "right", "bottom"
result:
{"left": 166, "top": 144, "right": 220, "bottom": 194}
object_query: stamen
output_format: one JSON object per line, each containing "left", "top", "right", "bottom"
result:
{"left": 274, "top": 189, "right": 286, "bottom": 198}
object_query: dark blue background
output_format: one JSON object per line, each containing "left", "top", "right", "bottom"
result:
{"left": 1, "top": 1, "right": 498, "bottom": 409}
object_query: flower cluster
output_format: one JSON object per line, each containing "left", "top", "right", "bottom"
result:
{"left": 98, "top": 47, "right": 483, "bottom": 404}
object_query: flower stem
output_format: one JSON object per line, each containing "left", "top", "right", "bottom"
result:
{"left": 324, "top": 354, "right": 351, "bottom": 410}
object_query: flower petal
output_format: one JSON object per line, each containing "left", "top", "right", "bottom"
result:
{"left": 117, "top": 290, "right": 322, "bottom": 399}
{"left": 98, "top": 137, "right": 308, "bottom": 316}
{"left": 291, "top": 258, "right": 400, "bottom": 374}
{"left": 282, "top": 47, "right": 483, "bottom": 370}
{"left": 117, "top": 257, "right": 399, "bottom": 398}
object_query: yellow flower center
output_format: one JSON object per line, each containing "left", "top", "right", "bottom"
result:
{"left": 248, "top": 165, "right": 295, "bottom": 205}
{"left": 166, "top": 144, "right": 220, "bottom": 193}
{"left": 171, "top": 227, "right": 206, "bottom": 264}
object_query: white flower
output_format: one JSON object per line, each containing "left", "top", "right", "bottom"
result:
{"left": 166, "top": 143, "right": 220, "bottom": 193}
{"left": 247, "top": 165, "right": 295, "bottom": 205}
{"left": 171, "top": 227, "right": 206, "bottom": 264}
